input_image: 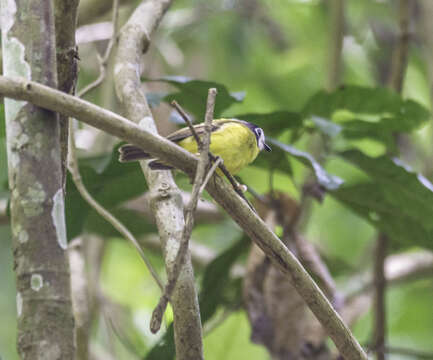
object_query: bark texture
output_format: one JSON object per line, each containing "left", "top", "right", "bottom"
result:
{"left": 0, "top": 0, "right": 74, "bottom": 358}
{"left": 54, "top": 0, "right": 80, "bottom": 190}
{"left": 113, "top": 1, "right": 204, "bottom": 359}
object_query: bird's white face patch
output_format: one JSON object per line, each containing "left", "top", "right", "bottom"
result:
{"left": 254, "top": 127, "right": 266, "bottom": 150}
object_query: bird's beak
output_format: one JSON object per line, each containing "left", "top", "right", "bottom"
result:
{"left": 264, "top": 143, "right": 272, "bottom": 152}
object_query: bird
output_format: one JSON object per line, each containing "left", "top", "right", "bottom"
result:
{"left": 118, "top": 118, "right": 271, "bottom": 175}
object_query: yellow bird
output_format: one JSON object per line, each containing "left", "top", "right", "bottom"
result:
{"left": 118, "top": 118, "right": 271, "bottom": 174}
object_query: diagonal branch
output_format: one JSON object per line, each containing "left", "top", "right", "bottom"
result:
{"left": 0, "top": 75, "right": 367, "bottom": 360}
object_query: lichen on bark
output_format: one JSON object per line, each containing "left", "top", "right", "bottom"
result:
{"left": 0, "top": 0, "right": 75, "bottom": 358}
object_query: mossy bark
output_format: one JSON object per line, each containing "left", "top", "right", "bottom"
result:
{"left": 0, "top": 0, "right": 75, "bottom": 358}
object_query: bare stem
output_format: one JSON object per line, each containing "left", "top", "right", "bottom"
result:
{"left": 77, "top": 0, "right": 120, "bottom": 98}
{"left": 373, "top": 3, "right": 413, "bottom": 358}
{"left": 68, "top": 122, "right": 164, "bottom": 290}
{"left": 327, "top": 0, "right": 345, "bottom": 91}
{"left": 388, "top": 0, "right": 413, "bottom": 92}
{"left": 171, "top": 100, "right": 203, "bottom": 146}
{"left": 372, "top": 234, "right": 388, "bottom": 360}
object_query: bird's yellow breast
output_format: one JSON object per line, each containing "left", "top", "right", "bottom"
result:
{"left": 177, "top": 122, "right": 260, "bottom": 174}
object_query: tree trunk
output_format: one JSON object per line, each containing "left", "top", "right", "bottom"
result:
{"left": 0, "top": 0, "right": 75, "bottom": 358}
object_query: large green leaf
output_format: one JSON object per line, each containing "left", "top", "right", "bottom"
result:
{"left": 145, "top": 76, "right": 245, "bottom": 121}
{"left": 303, "top": 86, "right": 430, "bottom": 148}
{"left": 65, "top": 144, "right": 148, "bottom": 240}
{"left": 199, "top": 236, "right": 247, "bottom": 323}
{"left": 332, "top": 150, "right": 433, "bottom": 249}
{"left": 268, "top": 138, "right": 343, "bottom": 190}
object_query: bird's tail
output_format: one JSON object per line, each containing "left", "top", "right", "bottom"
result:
{"left": 118, "top": 144, "right": 174, "bottom": 170}
{"left": 118, "top": 144, "right": 151, "bottom": 162}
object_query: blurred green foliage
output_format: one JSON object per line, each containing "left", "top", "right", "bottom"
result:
{"left": 2, "top": 0, "right": 433, "bottom": 359}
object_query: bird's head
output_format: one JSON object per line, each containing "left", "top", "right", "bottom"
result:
{"left": 243, "top": 121, "right": 271, "bottom": 152}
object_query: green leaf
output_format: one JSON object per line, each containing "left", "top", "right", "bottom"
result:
{"left": 143, "top": 325, "right": 175, "bottom": 360}
{"left": 268, "top": 138, "right": 343, "bottom": 190}
{"left": 199, "top": 236, "right": 248, "bottom": 323}
{"left": 230, "top": 111, "right": 303, "bottom": 136}
{"left": 332, "top": 150, "right": 433, "bottom": 249}
{"left": 145, "top": 76, "right": 244, "bottom": 121}
{"left": 65, "top": 144, "right": 148, "bottom": 240}
{"left": 303, "top": 86, "right": 430, "bottom": 148}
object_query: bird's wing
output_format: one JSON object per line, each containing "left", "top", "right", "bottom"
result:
{"left": 167, "top": 119, "right": 235, "bottom": 142}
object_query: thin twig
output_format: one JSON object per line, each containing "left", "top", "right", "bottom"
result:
{"left": 346, "top": 250, "right": 433, "bottom": 301}
{"left": 372, "top": 234, "right": 388, "bottom": 360}
{"left": 171, "top": 100, "right": 202, "bottom": 146}
{"left": 68, "top": 122, "right": 163, "bottom": 291}
{"left": 388, "top": 0, "right": 413, "bottom": 92}
{"left": 372, "top": 3, "right": 413, "bottom": 358}
{"left": 327, "top": 0, "right": 344, "bottom": 91}
{"left": 199, "top": 156, "right": 222, "bottom": 195}
{"left": 385, "top": 346, "right": 433, "bottom": 359}
{"left": 77, "top": 0, "right": 120, "bottom": 98}
{"left": 150, "top": 88, "right": 218, "bottom": 333}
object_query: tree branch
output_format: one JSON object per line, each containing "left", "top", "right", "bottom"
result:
{"left": 68, "top": 122, "right": 163, "bottom": 290}
{"left": 388, "top": 0, "right": 413, "bottom": 92}
{"left": 372, "top": 3, "right": 413, "bottom": 358}
{"left": 112, "top": 0, "right": 204, "bottom": 358}
{"left": 327, "top": 0, "right": 345, "bottom": 91}
{"left": 68, "top": 238, "right": 90, "bottom": 360}
{"left": 150, "top": 88, "right": 217, "bottom": 334}
{"left": 123, "top": 190, "right": 224, "bottom": 224}
{"left": 54, "top": 0, "right": 80, "bottom": 190}
{"left": 0, "top": 75, "right": 367, "bottom": 360}
{"left": 77, "top": 0, "right": 120, "bottom": 98}
{"left": 372, "top": 234, "right": 388, "bottom": 360}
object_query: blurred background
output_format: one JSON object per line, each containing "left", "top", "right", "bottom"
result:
{"left": 1, "top": 0, "right": 433, "bottom": 359}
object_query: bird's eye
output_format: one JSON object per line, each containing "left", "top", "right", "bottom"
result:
{"left": 255, "top": 128, "right": 263, "bottom": 137}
